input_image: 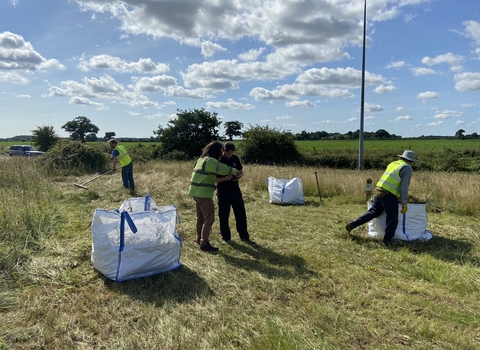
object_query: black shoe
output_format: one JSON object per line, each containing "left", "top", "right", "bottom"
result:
{"left": 345, "top": 223, "right": 354, "bottom": 232}
{"left": 241, "top": 239, "right": 256, "bottom": 245}
{"left": 200, "top": 244, "right": 219, "bottom": 252}
{"left": 382, "top": 240, "right": 393, "bottom": 248}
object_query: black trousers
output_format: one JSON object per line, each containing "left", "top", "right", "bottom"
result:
{"left": 217, "top": 191, "right": 249, "bottom": 241}
{"left": 349, "top": 192, "right": 399, "bottom": 244}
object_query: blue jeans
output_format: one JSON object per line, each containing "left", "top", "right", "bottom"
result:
{"left": 349, "top": 192, "right": 399, "bottom": 244}
{"left": 121, "top": 162, "right": 135, "bottom": 190}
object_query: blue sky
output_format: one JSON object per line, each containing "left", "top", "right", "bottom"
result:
{"left": 1, "top": 0, "right": 479, "bottom": 139}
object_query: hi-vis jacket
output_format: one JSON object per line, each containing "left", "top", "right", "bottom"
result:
{"left": 188, "top": 157, "right": 238, "bottom": 198}
{"left": 376, "top": 159, "right": 409, "bottom": 197}
{"left": 114, "top": 145, "right": 132, "bottom": 167}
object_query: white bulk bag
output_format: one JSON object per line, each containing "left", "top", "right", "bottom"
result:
{"left": 367, "top": 203, "right": 433, "bottom": 241}
{"left": 118, "top": 194, "right": 157, "bottom": 213}
{"left": 267, "top": 177, "right": 305, "bottom": 205}
{"left": 91, "top": 205, "right": 182, "bottom": 282}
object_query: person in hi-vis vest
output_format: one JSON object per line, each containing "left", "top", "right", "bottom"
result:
{"left": 345, "top": 150, "right": 418, "bottom": 247}
{"left": 108, "top": 139, "right": 135, "bottom": 192}
{"left": 188, "top": 141, "right": 238, "bottom": 252}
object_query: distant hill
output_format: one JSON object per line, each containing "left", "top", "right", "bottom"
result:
{"left": 0, "top": 135, "right": 32, "bottom": 142}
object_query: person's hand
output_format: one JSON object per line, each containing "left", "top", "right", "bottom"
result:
{"left": 401, "top": 205, "right": 408, "bottom": 214}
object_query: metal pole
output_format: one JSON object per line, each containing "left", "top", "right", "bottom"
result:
{"left": 358, "top": 0, "right": 367, "bottom": 171}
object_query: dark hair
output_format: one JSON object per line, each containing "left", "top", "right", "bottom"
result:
{"left": 224, "top": 141, "right": 235, "bottom": 151}
{"left": 201, "top": 141, "right": 224, "bottom": 159}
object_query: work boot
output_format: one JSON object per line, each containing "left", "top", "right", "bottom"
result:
{"left": 241, "top": 238, "right": 256, "bottom": 245}
{"left": 200, "top": 243, "right": 219, "bottom": 252}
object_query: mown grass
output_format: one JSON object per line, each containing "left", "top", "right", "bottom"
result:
{"left": 0, "top": 157, "right": 479, "bottom": 349}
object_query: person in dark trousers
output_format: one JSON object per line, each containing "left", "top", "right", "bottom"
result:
{"left": 188, "top": 141, "right": 238, "bottom": 252}
{"left": 345, "top": 150, "right": 418, "bottom": 247}
{"left": 108, "top": 139, "right": 135, "bottom": 192}
{"left": 216, "top": 142, "right": 255, "bottom": 245}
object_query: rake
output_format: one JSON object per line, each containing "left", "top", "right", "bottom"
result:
{"left": 74, "top": 170, "right": 112, "bottom": 189}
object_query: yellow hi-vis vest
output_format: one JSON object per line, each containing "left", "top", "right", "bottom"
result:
{"left": 376, "top": 159, "right": 408, "bottom": 197}
{"left": 115, "top": 145, "right": 132, "bottom": 167}
{"left": 188, "top": 157, "right": 237, "bottom": 198}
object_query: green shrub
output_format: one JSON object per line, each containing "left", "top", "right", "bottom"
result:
{"left": 241, "top": 125, "right": 301, "bottom": 165}
{"left": 39, "top": 140, "right": 109, "bottom": 175}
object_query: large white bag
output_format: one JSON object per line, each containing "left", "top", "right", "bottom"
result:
{"left": 118, "top": 194, "right": 157, "bottom": 213}
{"left": 91, "top": 202, "right": 182, "bottom": 282}
{"left": 267, "top": 177, "right": 305, "bottom": 205}
{"left": 367, "top": 203, "right": 433, "bottom": 241}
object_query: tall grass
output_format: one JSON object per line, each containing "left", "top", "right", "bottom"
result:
{"left": 0, "top": 157, "right": 63, "bottom": 274}
{"left": 0, "top": 159, "right": 479, "bottom": 349}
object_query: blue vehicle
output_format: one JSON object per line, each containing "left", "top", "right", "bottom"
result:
{"left": 8, "top": 145, "right": 44, "bottom": 157}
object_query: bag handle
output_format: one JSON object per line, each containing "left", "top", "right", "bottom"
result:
{"left": 144, "top": 194, "right": 151, "bottom": 211}
{"left": 119, "top": 211, "right": 137, "bottom": 252}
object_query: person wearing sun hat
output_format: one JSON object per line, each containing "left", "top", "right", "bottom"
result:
{"left": 345, "top": 150, "right": 418, "bottom": 247}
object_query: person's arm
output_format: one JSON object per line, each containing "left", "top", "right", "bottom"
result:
{"left": 399, "top": 166, "right": 413, "bottom": 205}
{"left": 216, "top": 175, "right": 232, "bottom": 183}
{"left": 111, "top": 150, "right": 119, "bottom": 170}
{"left": 209, "top": 158, "right": 238, "bottom": 177}
{"left": 232, "top": 155, "right": 244, "bottom": 180}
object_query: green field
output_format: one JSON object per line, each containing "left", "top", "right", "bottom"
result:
{"left": 294, "top": 138, "right": 480, "bottom": 152}
{"left": 2, "top": 138, "right": 480, "bottom": 153}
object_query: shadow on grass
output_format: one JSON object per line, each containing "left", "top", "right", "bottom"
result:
{"left": 349, "top": 231, "right": 479, "bottom": 267}
{"left": 101, "top": 266, "right": 212, "bottom": 306}
{"left": 219, "top": 241, "right": 317, "bottom": 279}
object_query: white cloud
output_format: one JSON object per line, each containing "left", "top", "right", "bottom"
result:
{"left": 434, "top": 110, "right": 463, "bottom": 119}
{"left": 131, "top": 75, "right": 177, "bottom": 92}
{"left": 473, "top": 48, "right": 480, "bottom": 60}
{"left": 462, "top": 103, "right": 476, "bottom": 108}
{"left": 48, "top": 74, "right": 159, "bottom": 107}
{"left": 374, "top": 84, "right": 397, "bottom": 93}
{"left": 395, "top": 115, "right": 414, "bottom": 121}
{"left": 69, "top": 96, "right": 107, "bottom": 110}
{"left": 347, "top": 117, "right": 357, "bottom": 122}
{"left": 410, "top": 67, "right": 436, "bottom": 76}
{"left": 143, "top": 113, "right": 164, "bottom": 120}
{"left": 239, "top": 48, "right": 266, "bottom": 62}
{"left": 0, "top": 31, "right": 65, "bottom": 83}
{"left": 313, "top": 120, "right": 335, "bottom": 124}
{"left": 78, "top": 54, "right": 169, "bottom": 74}
{"left": 463, "top": 20, "right": 480, "bottom": 45}
{"left": 364, "top": 103, "right": 384, "bottom": 112}
{"left": 427, "top": 121, "right": 445, "bottom": 127}
{"left": 250, "top": 84, "right": 353, "bottom": 100}
{"left": 296, "top": 67, "right": 388, "bottom": 87}
{"left": 205, "top": 98, "right": 254, "bottom": 110}
{"left": 417, "top": 91, "right": 440, "bottom": 99}
{"left": 365, "top": 116, "right": 375, "bottom": 120}
{"left": 201, "top": 41, "right": 227, "bottom": 58}
{"left": 455, "top": 120, "right": 466, "bottom": 125}
{"left": 454, "top": 72, "right": 480, "bottom": 92}
{"left": 385, "top": 60, "right": 407, "bottom": 68}
{"left": 396, "top": 107, "right": 405, "bottom": 111}
{"left": 285, "top": 100, "right": 315, "bottom": 107}
{"left": 421, "top": 53, "right": 464, "bottom": 72}
{"left": 0, "top": 71, "right": 30, "bottom": 84}
{"left": 276, "top": 116, "right": 292, "bottom": 120}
